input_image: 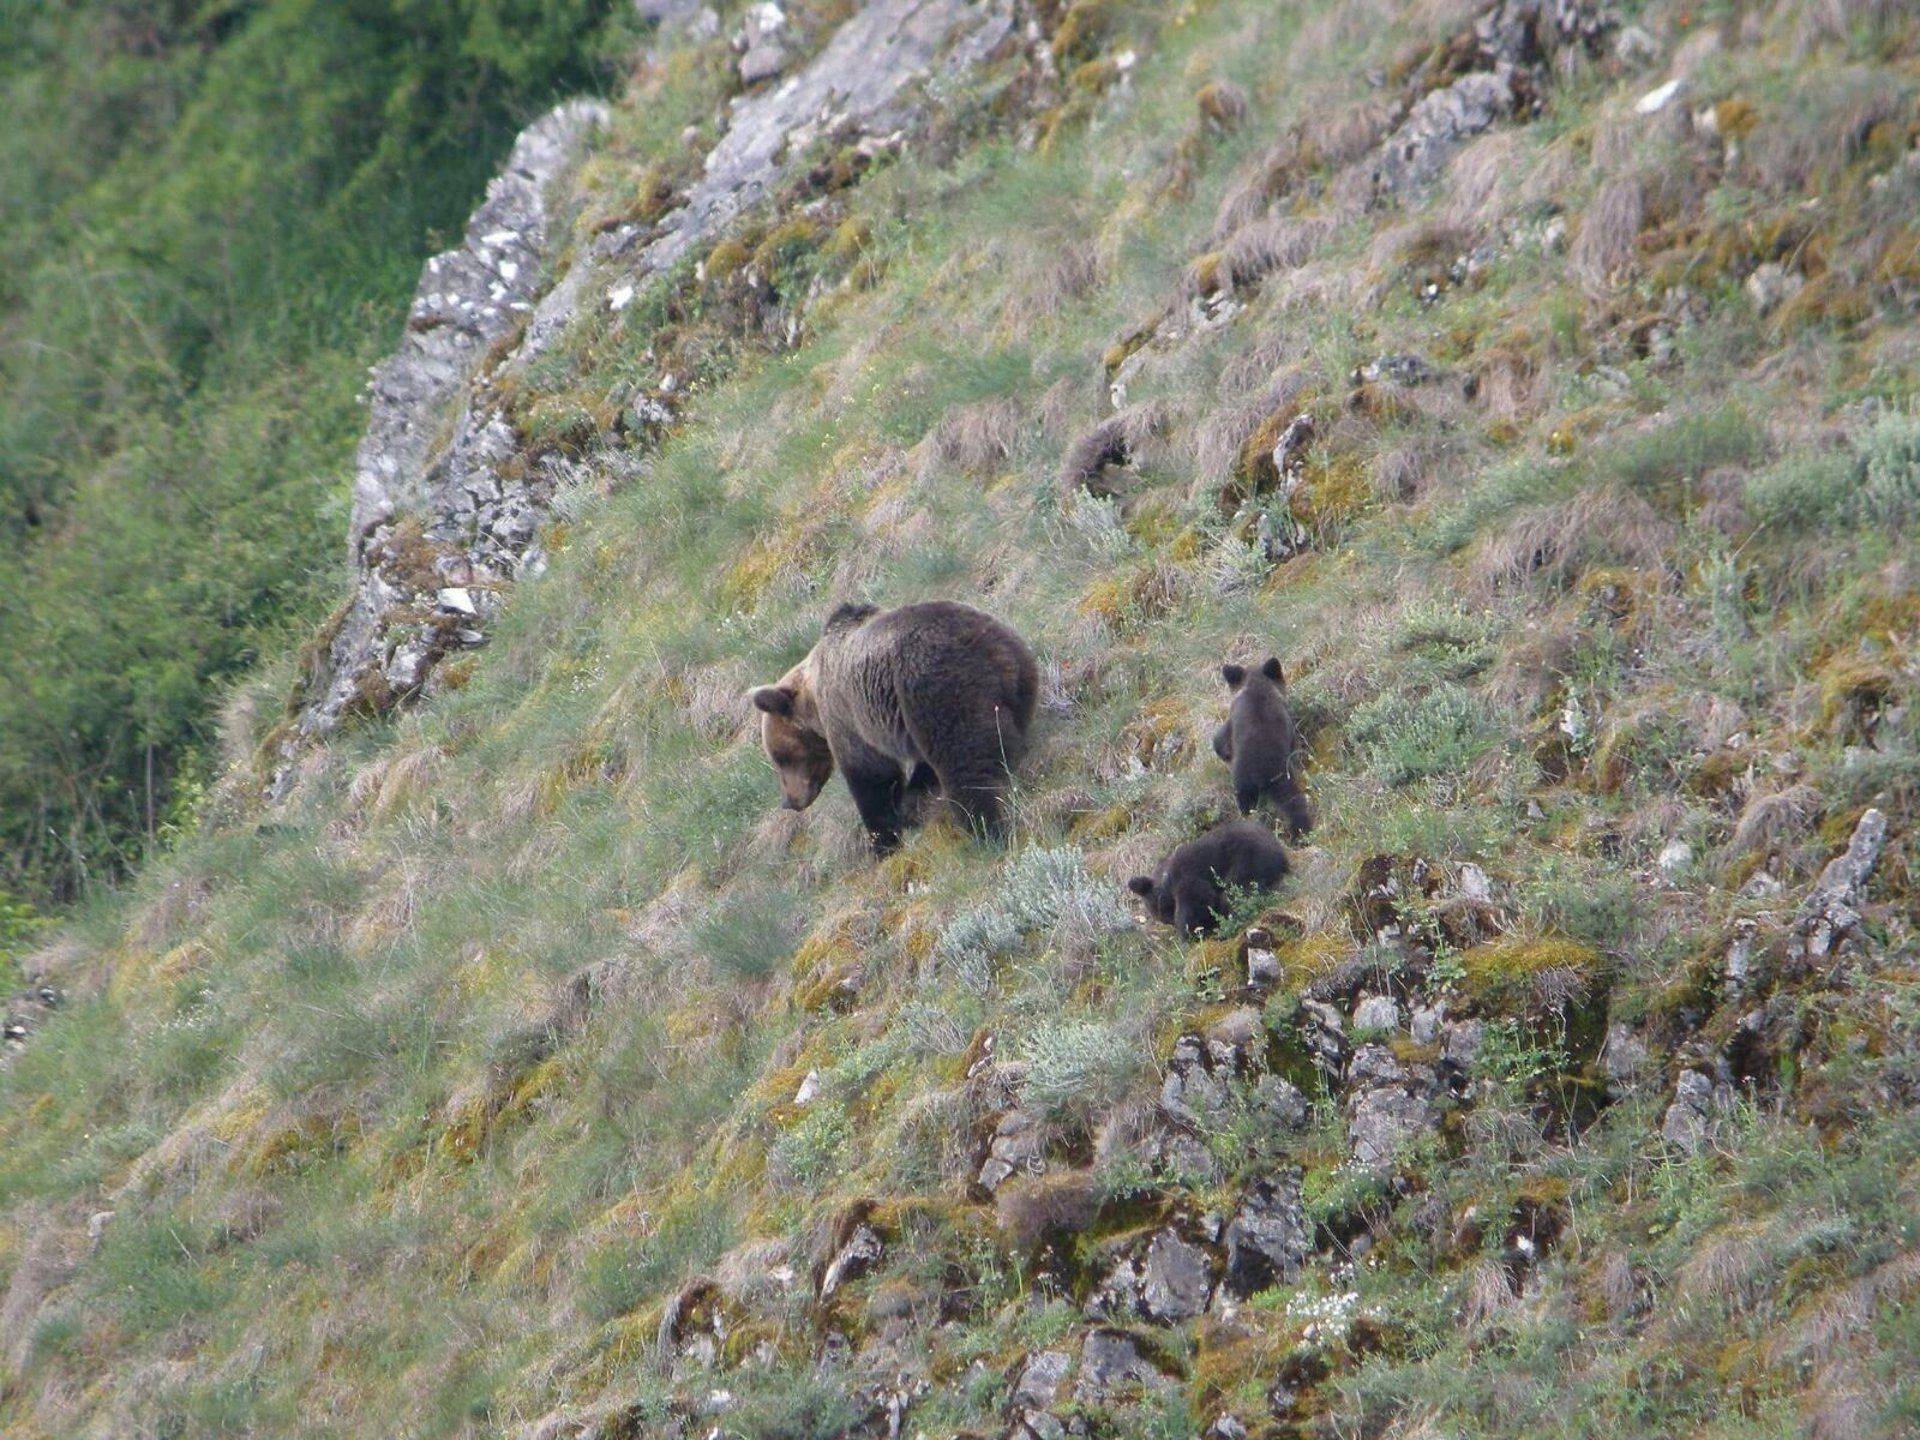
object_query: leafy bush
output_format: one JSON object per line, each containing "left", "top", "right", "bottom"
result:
{"left": 769, "top": 1104, "right": 853, "bottom": 1190}
{"left": 1020, "top": 1019, "right": 1143, "bottom": 1120}
{"left": 1349, "top": 685, "right": 1498, "bottom": 785}
{"left": 933, "top": 845, "right": 1130, "bottom": 988}
{"left": 1857, "top": 404, "right": 1920, "bottom": 527}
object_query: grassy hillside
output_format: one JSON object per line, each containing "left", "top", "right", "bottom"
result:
{"left": 4, "top": 0, "right": 1919, "bottom": 1436}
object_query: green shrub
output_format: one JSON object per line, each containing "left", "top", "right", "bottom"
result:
{"left": 933, "top": 845, "right": 1130, "bottom": 987}
{"left": 1857, "top": 404, "right": 1920, "bottom": 526}
{"left": 1349, "top": 685, "right": 1499, "bottom": 785}
{"left": 1019, "top": 1018, "right": 1143, "bottom": 1121}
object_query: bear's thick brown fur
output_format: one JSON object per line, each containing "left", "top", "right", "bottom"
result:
{"left": 1128, "top": 820, "right": 1290, "bottom": 938}
{"left": 1212, "top": 656, "right": 1312, "bottom": 839}
{"left": 750, "top": 601, "right": 1039, "bottom": 853}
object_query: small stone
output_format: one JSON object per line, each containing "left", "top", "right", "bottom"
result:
{"left": 819, "top": 1222, "right": 882, "bottom": 1298}
{"left": 1140, "top": 1229, "right": 1214, "bottom": 1322}
{"left": 1658, "top": 839, "right": 1694, "bottom": 882}
{"left": 739, "top": 40, "right": 790, "bottom": 84}
{"left": 1613, "top": 24, "right": 1659, "bottom": 68}
{"left": 608, "top": 282, "right": 636, "bottom": 312}
{"left": 1246, "top": 944, "right": 1281, "bottom": 990}
{"left": 1662, "top": 1069, "right": 1733, "bottom": 1154}
{"left": 435, "top": 586, "right": 477, "bottom": 616}
{"left": 1011, "top": 1349, "right": 1072, "bottom": 1409}
{"left": 1744, "top": 263, "right": 1803, "bottom": 317}
{"left": 1599, "top": 1024, "right": 1649, "bottom": 1095}
{"left": 1349, "top": 1086, "right": 1431, "bottom": 1172}
{"left": 1636, "top": 78, "right": 1683, "bottom": 115}
{"left": 1348, "top": 1044, "right": 1403, "bottom": 1088}
{"left": 1076, "top": 1329, "right": 1170, "bottom": 1401}
{"left": 1207, "top": 1417, "right": 1250, "bottom": 1440}
{"left": 87, "top": 1210, "right": 116, "bottom": 1246}
{"left": 1352, "top": 993, "right": 1400, "bottom": 1034}
{"left": 1254, "top": 1075, "right": 1309, "bottom": 1131}
{"left": 1410, "top": 1003, "right": 1445, "bottom": 1046}
{"left": 1222, "top": 1172, "right": 1308, "bottom": 1299}
{"left": 1456, "top": 863, "right": 1492, "bottom": 903}
{"left": 793, "top": 1069, "right": 820, "bottom": 1106}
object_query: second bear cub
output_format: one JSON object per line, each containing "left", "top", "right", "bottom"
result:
{"left": 1128, "top": 820, "right": 1291, "bottom": 938}
{"left": 1212, "top": 656, "right": 1312, "bottom": 839}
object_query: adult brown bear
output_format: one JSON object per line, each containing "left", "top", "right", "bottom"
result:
{"left": 749, "top": 601, "right": 1039, "bottom": 853}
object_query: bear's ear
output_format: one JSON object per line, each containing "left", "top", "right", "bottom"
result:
{"left": 749, "top": 685, "right": 795, "bottom": 717}
{"left": 1261, "top": 656, "right": 1285, "bottom": 684}
{"left": 1221, "top": 663, "right": 1246, "bottom": 689}
{"left": 1127, "top": 875, "right": 1156, "bottom": 897}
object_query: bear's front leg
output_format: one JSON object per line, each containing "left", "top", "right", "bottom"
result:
{"left": 842, "top": 756, "right": 909, "bottom": 854}
{"left": 1212, "top": 722, "right": 1234, "bottom": 763}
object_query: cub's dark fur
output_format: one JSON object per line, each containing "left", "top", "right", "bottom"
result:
{"left": 750, "top": 601, "right": 1039, "bottom": 853}
{"left": 1128, "top": 820, "right": 1290, "bottom": 937}
{"left": 1212, "top": 656, "right": 1312, "bottom": 838}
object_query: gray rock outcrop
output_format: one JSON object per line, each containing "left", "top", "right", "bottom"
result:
{"left": 279, "top": 0, "right": 1018, "bottom": 790}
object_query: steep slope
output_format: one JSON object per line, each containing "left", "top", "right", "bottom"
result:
{"left": 4, "top": 1, "right": 1919, "bottom": 1437}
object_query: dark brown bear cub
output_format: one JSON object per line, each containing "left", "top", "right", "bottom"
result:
{"left": 1212, "top": 656, "right": 1312, "bottom": 839}
{"left": 750, "top": 601, "right": 1039, "bottom": 853}
{"left": 1128, "top": 821, "right": 1290, "bottom": 938}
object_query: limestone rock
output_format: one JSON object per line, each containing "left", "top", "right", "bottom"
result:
{"left": 1076, "top": 1329, "right": 1172, "bottom": 1401}
{"left": 1352, "top": 993, "right": 1400, "bottom": 1034}
{"left": 1373, "top": 69, "right": 1519, "bottom": 197}
{"left": 1222, "top": 1171, "right": 1308, "bottom": 1299}
{"left": 979, "top": 1110, "right": 1044, "bottom": 1193}
{"left": 820, "top": 1222, "right": 883, "bottom": 1298}
{"left": 1795, "top": 808, "right": 1886, "bottom": 963}
{"left": 1662, "top": 1068, "right": 1734, "bottom": 1154}
{"left": 1010, "top": 1349, "right": 1072, "bottom": 1409}
{"left": 1349, "top": 1085, "right": 1432, "bottom": 1172}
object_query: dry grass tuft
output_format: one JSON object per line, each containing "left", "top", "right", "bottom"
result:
{"left": 1727, "top": 784, "right": 1825, "bottom": 856}
{"left": 1571, "top": 178, "right": 1645, "bottom": 294}
{"left": 923, "top": 396, "right": 1027, "bottom": 477}
{"left": 994, "top": 1170, "right": 1100, "bottom": 1251}
{"left": 1462, "top": 1257, "right": 1518, "bottom": 1330}
{"left": 1212, "top": 139, "right": 1305, "bottom": 241}
{"left": 1774, "top": 1249, "right": 1920, "bottom": 1368}
{"left": 1196, "top": 78, "right": 1249, "bottom": 129}
{"left": 1676, "top": 1224, "right": 1768, "bottom": 1311}
{"left": 1059, "top": 402, "right": 1170, "bottom": 497}
{"left": 1191, "top": 370, "right": 1311, "bottom": 492}
{"left": 1, "top": 1209, "right": 78, "bottom": 1376}
{"left": 1218, "top": 217, "right": 1334, "bottom": 290}
{"left": 1598, "top": 1249, "right": 1646, "bottom": 1322}
{"left": 1442, "top": 132, "right": 1520, "bottom": 230}
{"left": 1478, "top": 486, "right": 1674, "bottom": 591}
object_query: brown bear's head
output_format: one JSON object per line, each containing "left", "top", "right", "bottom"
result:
{"left": 1128, "top": 872, "right": 1225, "bottom": 939}
{"left": 1221, "top": 656, "right": 1284, "bottom": 691}
{"left": 749, "top": 661, "right": 833, "bottom": 811}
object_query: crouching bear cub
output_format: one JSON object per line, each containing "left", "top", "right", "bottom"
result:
{"left": 1213, "top": 656, "right": 1312, "bottom": 839}
{"left": 750, "top": 601, "right": 1039, "bottom": 854}
{"left": 1129, "top": 820, "right": 1290, "bottom": 938}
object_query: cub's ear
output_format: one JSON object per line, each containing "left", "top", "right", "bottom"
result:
{"left": 1221, "top": 663, "right": 1246, "bottom": 688}
{"left": 749, "top": 685, "right": 795, "bottom": 717}
{"left": 1127, "top": 876, "right": 1156, "bottom": 897}
{"left": 1260, "top": 656, "right": 1285, "bottom": 683}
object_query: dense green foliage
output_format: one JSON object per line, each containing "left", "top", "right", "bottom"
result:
{"left": 0, "top": 0, "right": 625, "bottom": 901}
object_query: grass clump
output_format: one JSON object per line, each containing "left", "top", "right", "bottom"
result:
{"left": 1019, "top": 1019, "right": 1144, "bottom": 1122}
{"left": 1349, "top": 685, "right": 1500, "bottom": 785}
